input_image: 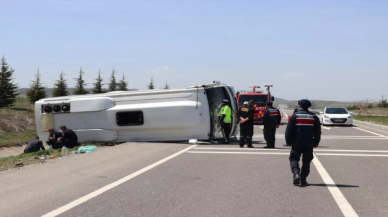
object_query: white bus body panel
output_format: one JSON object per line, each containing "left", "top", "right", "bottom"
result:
{"left": 35, "top": 87, "right": 216, "bottom": 142}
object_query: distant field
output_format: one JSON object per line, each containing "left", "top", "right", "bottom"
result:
{"left": 0, "top": 98, "right": 37, "bottom": 147}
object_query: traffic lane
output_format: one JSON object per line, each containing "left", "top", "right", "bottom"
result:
{"left": 320, "top": 126, "right": 376, "bottom": 137}
{"left": 60, "top": 153, "right": 343, "bottom": 217}
{"left": 316, "top": 137, "right": 388, "bottom": 151}
{"left": 0, "top": 143, "right": 190, "bottom": 217}
{"left": 318, "top": 156, "right": 388, "bottom": 217}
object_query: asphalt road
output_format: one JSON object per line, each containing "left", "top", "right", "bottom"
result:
{"left": 1, "top": 109, "right": 388, "bottom": 217}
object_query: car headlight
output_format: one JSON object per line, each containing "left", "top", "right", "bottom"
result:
{"left": 324, "top": 115, "right": 330, "bottom": 118}
{"left": 347, "top": 116, "right": 352, "bottom": 119}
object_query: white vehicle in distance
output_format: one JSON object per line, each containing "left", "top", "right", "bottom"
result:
{"left": 319, "top": 107, "right": 354, "bottom": 126}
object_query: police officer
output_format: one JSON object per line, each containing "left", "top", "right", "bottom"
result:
{"left": 262, "top": 101, "right": 281, "bottom": 148}
{"left": 293, "top": 100, "right": 302, "bottom": 114}
{"left": 237, "top": 100, "right": 255, "bottom": 148}
{"left": 219, "top": 99, "right": 232, "bottom": 144}
{"left": 285, "top": 99, "right": 321, "bottom": 187}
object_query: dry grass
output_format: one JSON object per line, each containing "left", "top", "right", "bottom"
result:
{"left": 0, "top": 98, "right": 37, "bottom": 147}
{"left": 353, "top": 115, "right": 388, "bottom": 126}
{"left": 350, "top": 108, "right": 388, "bottom": 116}
{"left": 0, "top": 142, "right": 105, "bottom": 171}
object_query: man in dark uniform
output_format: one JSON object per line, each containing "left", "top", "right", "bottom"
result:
{"left": 262, "top": 101, "right": 281, "bottom": 149}
{"left": 24, "top": 136, "right": 45, "bottom": 153}
{"left": 46, "top": 129, "right": 62, "bottom": 149}
{"left": 293, "top": 100, "right": 302, "bottom": 114}
{"left": 57, "top": 125, "right": 78, "bottom": 148}
{"left": 285, "top": 99, "right": 321, "bottom": 187}
{"left": 237, "top": 100, "right": 255, "bottom": 148}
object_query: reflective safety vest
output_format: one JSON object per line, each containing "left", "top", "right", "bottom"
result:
{"left": 219, "top": 105, "right": 232, "bottom": 123}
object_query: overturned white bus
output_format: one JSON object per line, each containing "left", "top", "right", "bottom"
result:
{"left": 34, "top": 81, "right": 239, "bottom": 143}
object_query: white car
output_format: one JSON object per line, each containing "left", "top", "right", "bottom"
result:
{"left": 319, "top": 107, "right": 353, "bottom": 126}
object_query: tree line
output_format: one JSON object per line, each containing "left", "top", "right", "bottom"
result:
{"left": 0, "top": 56, "right": 170, "bottom": 107}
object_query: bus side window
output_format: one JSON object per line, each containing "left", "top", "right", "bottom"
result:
{"left": 116, "top": 111, "right": 144, "bottom": 126}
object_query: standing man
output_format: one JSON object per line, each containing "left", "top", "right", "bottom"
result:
{"left": 24, "top": 136, "right": 45, "bottom": 153}
{"left": 237, "top": 100, "right": 255, "bottom": 148}
{"left": 262, "top": 101, "right": 281, "bottom": 148}
{"left": 218, "top": 99, "right": 232, "bottom": 144}
{"left": 57, "top": 125, "right": 79, "bottom": 148}
{"left": 293, "top": 100, "right": 302, "bottom": 114}
{"left": 285, "top": 99, "right": 321, "bottom": 187}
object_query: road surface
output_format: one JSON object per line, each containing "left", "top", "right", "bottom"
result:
{"left": 1, "top": 110, "right": 388, "bottom": 217}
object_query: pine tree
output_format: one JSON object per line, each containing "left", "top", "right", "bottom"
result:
{"left": 164, "top": 82, "right": 169, "bottom": 89}
{"left": 117, "top": 73, "right": 128, "bottom": 91}
{"left": 73, "top": 67, "right": 88, "bottom": 95}
{"left": 108, "top": 68, "right": 117, "bottom": 92}
{"left": 148, "top": 77, "right": 155, "bottom": 89}
{"left": 92, "top": 70, "right": 105, "bottom": 94}
{"left": 52, "top": 71, "right": 69, "bottom": 97}
{"left": 0, "top": 56, "right": 19, "bottom": 108}
{"left": 26, "top": 69, "right": 46, "bottom": 103}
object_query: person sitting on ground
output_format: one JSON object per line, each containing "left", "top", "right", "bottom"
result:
{"left": 46, "top": 128, "right": 62, "bottom": 149}
{"left": 57, "top": 125, "right": 78, "bottom": 148}
{"left": 24, "top": 136, "right": 45, "bottom": 153}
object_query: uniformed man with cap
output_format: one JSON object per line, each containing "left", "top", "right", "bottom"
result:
{"left": 285, "top": 99, "right": 321, "bottom": 187}
{"left": 237, "top": 100, "right": 255, "bottom": 148}
{"left": 218, "top": 99, "right": 232, "bottom": 144}
{"left": 293, "top": 100, "right": 302, "bottom": 114}
{"left": 262, "top": 101, "right": 281, "bottom": 148}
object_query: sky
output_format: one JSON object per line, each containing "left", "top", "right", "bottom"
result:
{"left": 1, "top": 0, "right": 387, "bottom": 101}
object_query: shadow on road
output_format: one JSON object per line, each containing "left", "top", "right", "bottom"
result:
{"left": 309, "top": 184, "right": 359, "bottom": 188}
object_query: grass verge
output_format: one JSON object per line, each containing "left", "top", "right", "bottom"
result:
{"left": 353, "top": 115, "right": 388, "bottom": 126}
{"left": 0, "top": 97, "right": 36, "bottom": 147}
{"left": 0, "top": 142, "right": 105, "bottom": 172}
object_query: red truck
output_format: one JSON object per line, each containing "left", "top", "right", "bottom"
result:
{"left": 236, "top": 85, "right": 275, "bottom": 124}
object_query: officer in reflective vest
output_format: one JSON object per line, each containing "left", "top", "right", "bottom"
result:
{"left": 237, "top": 100, "right": 255, "bottom": 148}
{"left": 262, "top": 101, "right": 281, "bottom": 148}
{"left": 285, "top": 99, "right": 321, "bottom": 187}
{"left": 218, "top": 99, "right": 232, "bottom": 144}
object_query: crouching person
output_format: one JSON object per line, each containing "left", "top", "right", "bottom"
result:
{"left": 24, "top": 136, "right": 45, "bottom": 153}
{"left": 46, "top": 129, "right": 62, "bottom": 149}
{"left": 56, "top": 125, "right": 78, "bottom": 148}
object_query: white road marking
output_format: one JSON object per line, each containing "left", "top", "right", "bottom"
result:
{"left": 249, "top": 134, "right": 387, "bottom": 140}
{"left": 41, "top": 145, "right": 198, "bottom": 217}
{"left": 187, "top": 151, "right": 288, "bottom": 155}
{"left": 353, "top": 127, "right": 388, "bottom": 138}
{"left": 322, "top": 126, "right": 332, "bottom": 130}
{"left": 188, "top": 150, "right": 388, "bottom": 157}
{"left": 317, "top": 153, "right": 388, "bottom": 157}
{"left": 194, "top": 147, "right": 388, "bottom": 153}
{"left": 313, "top": 154, "right": 359, "bottom": 217}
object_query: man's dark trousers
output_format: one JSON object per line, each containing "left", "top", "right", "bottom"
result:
{"left": 222, "top": 123, "right": 231, "bottom": 142}
{"left": 289, "top": 141, "right": 314, "bottom": 178}
{"left": 263, "top": 125, "right": 277, "bottom": 147}
{"left": 240, "top": 124, "right": 253, "bottom": 147}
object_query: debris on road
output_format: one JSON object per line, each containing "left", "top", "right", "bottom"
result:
{"left": 78, "top": 146, "right": 97, "bottom": 153}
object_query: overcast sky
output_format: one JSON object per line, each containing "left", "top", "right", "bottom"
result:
{"left": 1, "top": 0, "right": 387, "bottom": 101}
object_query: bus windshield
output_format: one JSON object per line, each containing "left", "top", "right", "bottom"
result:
{"left": 238, "top": 95, "right": 267, "bottom": 106}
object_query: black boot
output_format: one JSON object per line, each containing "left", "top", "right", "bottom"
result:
{"left": 299, "top": 177, "right": 308, "bottom": 187}
{"left": 293, "top": 173, "right": 301, "bottom": 186}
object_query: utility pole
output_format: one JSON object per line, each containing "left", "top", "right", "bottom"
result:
{"left": 265, "top": 85, "right": 273, "bottom": 101}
